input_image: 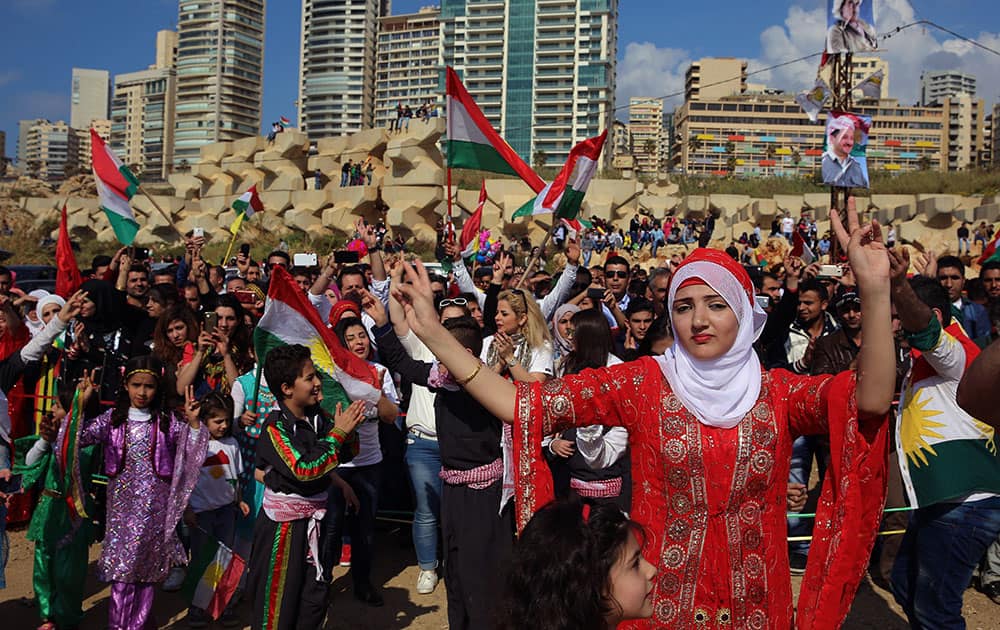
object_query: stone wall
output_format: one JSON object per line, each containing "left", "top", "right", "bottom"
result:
{"left": 10, "top": 122, "right": 1000, "bottom": 267}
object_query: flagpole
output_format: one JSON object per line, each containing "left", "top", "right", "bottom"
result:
{"left": 137, "top": 184, "right": 183, "bottom": 237}
{"left": 516, "top": 222, "right": 557, "bottom": 290}
{"left": 446, "top": 167, "right": 453, "bottom": 224}
{"left": 221, "top": 228, "right": 240, "bottom": 266}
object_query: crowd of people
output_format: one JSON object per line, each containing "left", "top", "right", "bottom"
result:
{"left": 0, "top": 203, "right": 998, "bottom": 629}
{"left": 389, "top": 101, "right": 438, "bottom": 134}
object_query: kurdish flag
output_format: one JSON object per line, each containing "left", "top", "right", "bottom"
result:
{"left": 229, "top": 186, "right": 264, "bottom": 234}
{"left": 512, "top": 131, "right": 607, "bottom": 220}
{"left": 446, "top": 67, "right": 545, "bottom": 192}
{"left": 182, "top": 537, "right": 245, "bottom": 620}
{"left": 254, "top": 266, "right": 382, "bottom": 416}
{"left": 90, "top": 128, "right": 140, "bottom": 245}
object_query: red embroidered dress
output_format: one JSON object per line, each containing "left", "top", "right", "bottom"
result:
{"left": 514, "top": 358, "right": 888, "bottom": 629}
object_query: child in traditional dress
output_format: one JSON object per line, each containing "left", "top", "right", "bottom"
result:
{"left": 248, "top": 344, "right": 365, "bottom": 630}
{"left": 18, "top": 377, "right": 98, "bottom": 630}
{"left": 496, "top": 499, "right": 656, "bottom": 630}
{"left": 79, "top": 355, "right": 208, "bottom": 630}
{"left": 184, "top": 392, "right": 248, "bottom": 627}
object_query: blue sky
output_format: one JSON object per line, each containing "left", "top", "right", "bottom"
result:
{"left": 1, "top": 0, "right": 997, "bottom": 158}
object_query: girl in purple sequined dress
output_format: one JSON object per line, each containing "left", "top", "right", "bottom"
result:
{"left": 80, "top": 355, "right": 208, "bottom": 630}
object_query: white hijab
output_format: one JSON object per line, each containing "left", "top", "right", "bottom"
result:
{"left": 654, "top": 260, "right": 768, "bottom": 429}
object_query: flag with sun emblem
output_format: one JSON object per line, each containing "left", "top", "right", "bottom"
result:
{"left": 895, "top": 318, "right": 1000, "bottom": 507}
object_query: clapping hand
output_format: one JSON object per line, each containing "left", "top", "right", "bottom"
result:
{"left": 333, "top": 400, "right": 366, "bottom": 435}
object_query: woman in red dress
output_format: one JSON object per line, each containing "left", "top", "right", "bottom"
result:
{"left": 393, "top": 199, "right": 897, "bottom": 628}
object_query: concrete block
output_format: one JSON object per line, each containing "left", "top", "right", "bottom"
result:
{"left": 680, "top": 196, "right": 709, "bottom": 217}
{"left": 198, "top": 141, "right": 233, "bottom": 164}
{"left": 258, "top": 191, "right": 293, "bottom": 215}
{"left": 974, "top": 204, "right": 1000, "bottom": 222}
{"left": 709, "top": 194, "right": 750, "bottom": 219}
{"left": 284, "top": 208, "right": 326, "bottom": 234}
{"left": 750, "top": 199, "right": 777, "bottom": 222}
{"left": 204, "top": 173, "right": 236, "bottom": 198}
{"left": 917, "top": 196, "right": 956, "bottom": 228}
{"left": 266, "top": 131, "right": 309, "bottom": 159}
{"left": 167, "top": 173, "right": 204, "bottom": 200}
{"left": 316, "top": 136, "right": 350, "bottom": 157}
{"left": 290, "top": 190, "right": 333, "bottom": 215}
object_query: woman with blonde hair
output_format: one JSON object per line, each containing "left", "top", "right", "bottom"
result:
{"left": 483, "top": 288, "right": 553, "bottom": 383}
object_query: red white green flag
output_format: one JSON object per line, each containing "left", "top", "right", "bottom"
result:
{"left": 229, "top": 185, "right": 264, "bottom": 234}
{"left": 90, "top": 128, "right": 140, "bottom": 245}
{"left": 979, "top": 231, "right": 1000, "bottom": 265}
{"left": 446, "top": 67, "right": 545, "bottom": 192}
{"left": 512, "top": 131, "right": 607, "bottom": 220}
{"left": 459, "top": 181, "right": 486, "bottom": 258}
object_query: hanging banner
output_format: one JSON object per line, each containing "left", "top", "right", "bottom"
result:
{"left": 822, "top": 111, "right": 872, "bottom": 189}
{"left": 826, "top": 0, "right": 878, "bottom": 53}
{"left": 795, "top": 79, "right": 831, "bottom": 122}
{"left": 854, "top": 69, "right": 884, "bottom": 99}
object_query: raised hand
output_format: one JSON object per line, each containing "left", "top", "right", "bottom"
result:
{"left": 359, "top": 288, "right": 387, "bottom": 327}
{"left": 392, "top": 259, "right": 442, "bottom": 338}
{"left": 565, "top": 237, "right": 581, "bottom": 266}
{"left": 356, "top": 217, "right": 377, "bottom": 249}
{"left": 887, "top": 247, "right": 910, "bottom": 287}
{"left": 333, "top": 400, "right": 366, "bottom": 435}
{"left": 39, "top": 413, "right": 61, "bottom": 442}
{"left": 78, "top": 368, "right": 96, "bottom": 404}
{"left": 183, "top": 385, "right": 201, "bottom": 428}
{"left": 830, "top": 196, "right": 889, "bottom": 288}
{"left": 914, "top": 249, "right": 938, "bottom": 279}
{"left": 58, "top": 290, "right": 88, "bottom": 323}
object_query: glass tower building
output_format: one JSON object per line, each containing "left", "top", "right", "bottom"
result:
{"left": 440, "top": 0, "right": 617, "bottom": 167}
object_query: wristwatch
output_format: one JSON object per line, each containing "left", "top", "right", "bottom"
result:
{"left": 506, "top": 356, "right": 517, "bottom": 368}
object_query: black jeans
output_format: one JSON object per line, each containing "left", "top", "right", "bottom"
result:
{"left": 321, "top": 463, "right": 382, "bottom": 593}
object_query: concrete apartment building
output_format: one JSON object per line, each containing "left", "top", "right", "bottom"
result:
{"left": 16, "top": 118, "right": 47, "bottom": 169}
{"left": 298, "top": 0, "right": 389, "bottom": 138}
{"left": 111, "top": 30, "right": 179, "bottom": 180}
{"left": 21, "top": 120, "right": 80, "bottom": 181}
{"left": 921, "top": 70, "right": 976, "bottom": 106}
{"left": 70, "top": 68, "right": 110, "bottom": 130}
{"left": 684, "top": 57, "right": 747, "bottom": 102}
{"left": 628, "top": 97, "right": 662, "bottom": 175}
{"left": 373, "top": 7, "right": 441, "bottom": 130}
{"left": 851, "top": 56, "right": 889, "bottom": 100}
{"left": 941, "top": 92, "right": 986, "bottom": 170}
{"left": 77, "top": 119, "right": 112, "bottom": 172}
{"left": 671, "top": 93, "right": 948, "bottom": 177}
{"left": 440, "top": 0, "right": 618, "bottom": 167}
{"left": 173, "top": 0, "right": 265, "bottom": 167}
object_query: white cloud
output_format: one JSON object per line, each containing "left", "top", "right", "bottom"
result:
{"left": 615, "top": 42, "right": 692, "bottom": 121}
{"left": 748, "top": 0, "right": 1000, "bottom": 105}
{"left": 617, "top": 0, "right": 1000, "bottom": 112}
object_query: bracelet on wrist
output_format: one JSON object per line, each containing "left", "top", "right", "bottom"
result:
{"left": 455, "top": 361, "right": 484, "bottom": 387}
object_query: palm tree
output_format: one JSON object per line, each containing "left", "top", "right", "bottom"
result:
{"left": 726, "top": 155, "right": 737, "bottom": 174}
{"left": 791, "top": 149, "right": 801, "bottom": 167}
{"left": 764, "top": 144, "right": 776, "bottom": 177}
{"left": 917, "top": 155, "right": 932, "bottom": 171}
{"left": 687, "top": 135, "right": 703, "bottom": 154}
{"left": 532, "top": 150, "right": 548, "bottom": 172}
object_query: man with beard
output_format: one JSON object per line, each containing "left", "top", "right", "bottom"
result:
{"left": 822, "top": 115, "right": 868, "bottom": 188}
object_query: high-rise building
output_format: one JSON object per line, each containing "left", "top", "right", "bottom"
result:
{"left": 299, "top": 0, "right": 389, "bottom": 138}
{"left": 920, "top": 70, "right": 976, "bottom": 106}
{"left": 989, "top": 103, "right": 1000, "bottom": 167}
{"left": 684, "top": 57, "right": 746, "bottom": 102}
{"left": 441, "top": 0, "right": 618, "bottom": 167}
{"left": 628, "top": 97, "right": 662, "bottom": 175}
{"left": 22, "top": 120, "right": 80, "bottom": 180}
{"left": 109, "top": 30, "right": 178, "bottom": 179}
{"left": 156, "top": 30, "right": 179, "bottom": 70}
{"left": 941, "top": 93, "right": 986, "bottom": 170}
{"left": 17, "top": 118, "right": 47, "bottom": 169}
{"left": 851, "top": 56, "right": 889, "bottom": 101}
{"left": 112, "top": 68, "right": 177, "bottom": 179}
{"left": 70, "top": 68, "right": 110, "bottom": 130}
{"left": 374, "top": 7, "right": 441, "bottom": 130}
{"left": 173, "top": 0, "right": 265, "bottom": 167}
{"left": 77, "top": 119, "right": 112, "bottom": 172}
{"left": 0, "top": 131, "right": 6, "bottom": 176}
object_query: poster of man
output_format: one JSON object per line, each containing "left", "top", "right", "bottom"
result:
{"left": 826, "top": 0, "right": 877, "bottom": 53}
{"left": 822, "top": 111, "right": 871, "bottom": 189}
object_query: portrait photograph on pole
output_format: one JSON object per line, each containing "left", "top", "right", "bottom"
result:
{"left": 822, "top": 111, "right": 872, "bottom": 189}
{"left": 826, "top": 0, "right": 878, "bottom": 53}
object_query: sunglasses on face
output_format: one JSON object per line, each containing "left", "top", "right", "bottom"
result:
{"left": 606, "top": 271, "right": 629, "bottom": 279}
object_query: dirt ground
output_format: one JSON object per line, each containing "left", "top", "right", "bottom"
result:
{"left": 1, "top": 520, "right": 999, "bottom": 629}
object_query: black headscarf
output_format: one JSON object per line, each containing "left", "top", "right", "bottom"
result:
{"left": 79, "top": 279, "right": 122, "bottom": 335}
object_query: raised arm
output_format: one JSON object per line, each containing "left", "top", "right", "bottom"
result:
{"left": 394, "top": 260, "right": 517, "bottom": 422}
{"left": 830, "top": 197, "right": 894, "bottom": 417}
{"left": 958, "top": 337, "right": 1000, "bottom": 427}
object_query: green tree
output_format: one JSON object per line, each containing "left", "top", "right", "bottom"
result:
{"left": 726, "top": 155, "right": 738, "bottom": 174}
{"left": 532, "top": 150, "right": 548, "bottom": 171}
{"left": 688, "top": 135, "right": 703, "bottom": 154}
{"left": 917, "top": 155, "right": 933, "bottom": 171}
{"left": 791, "top": 149, "right": 802, "bottom": 166}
